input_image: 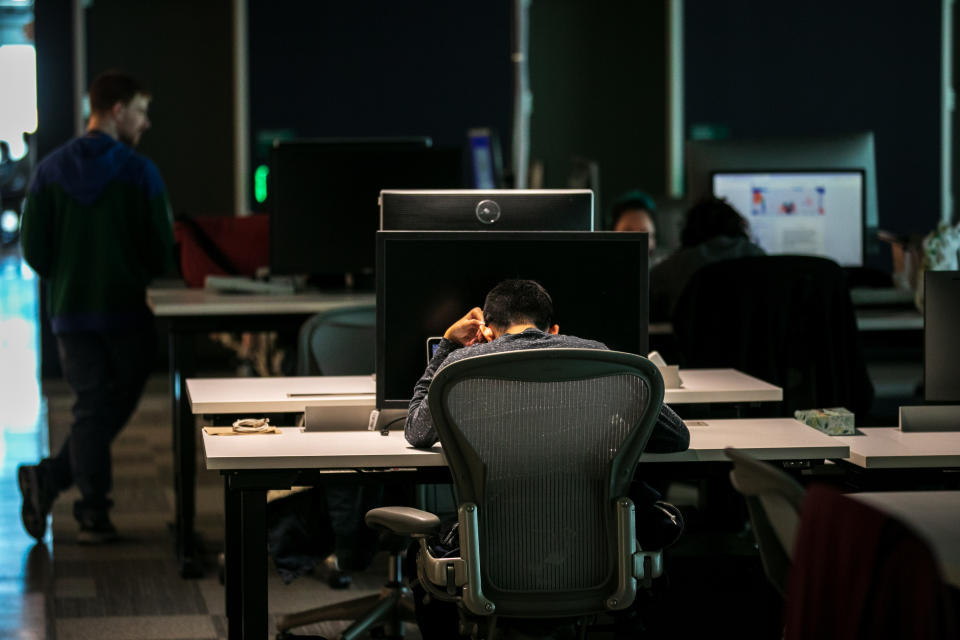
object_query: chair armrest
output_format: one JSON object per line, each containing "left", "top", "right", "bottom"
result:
{"left": 365, "top": 506, "right": 441, "bottom": 537}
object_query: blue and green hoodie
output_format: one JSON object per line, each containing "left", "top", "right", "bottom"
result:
{"left": 20, "top": 131, "right": 174, "bottom": 333}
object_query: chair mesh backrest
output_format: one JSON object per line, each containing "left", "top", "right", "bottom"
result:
{"left": 445, "top": 373, "right": 650, "bottom": 592}
{"left": 297, "top": 306, "right": 375, "bottom": 375}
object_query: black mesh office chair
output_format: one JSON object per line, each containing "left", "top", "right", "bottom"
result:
{"left": 366, "top": 348, "right": 666, "bottom": 639}
{"left": 671, "top": 255, "right": 874, "bottom": 417}
{"left": 297, "top": 305, "right": 376, "bottom": 376}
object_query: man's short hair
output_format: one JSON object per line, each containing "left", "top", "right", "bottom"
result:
{"left": 680, "top": 197, "right": 750, "bottom": 248}
{"left": 610, "top": 190, "right": 657, "bottom": 229}
{"left": 88, "top": 71, "right": 150, "bottom": 114}
{"left": 483, "top": 279, "right": 553, "bottom": 331}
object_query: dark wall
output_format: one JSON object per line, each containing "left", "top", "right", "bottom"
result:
{"left": 34, "top": 0, "right": 76, "bottom": 162}
{"left": 86, "top": 0, "right": 235, "bottom": 217}
{"left": 685, "top": 1, "right": 943, "bottom": 236}
{"left": 248, "top": 0, "right": 513, "bottom": 204}
{"left": 530, "top": 0, "right": 667, "bottom": 228}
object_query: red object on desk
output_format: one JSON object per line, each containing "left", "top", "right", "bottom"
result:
{"left": 784, "top": 484, "right": 956, "bottom": 640}
{"left": 174, "top": 214, "right": 270, "bottom": 287}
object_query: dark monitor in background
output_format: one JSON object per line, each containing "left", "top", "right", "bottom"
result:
{"left": 687, "top": 133, "right": 879, "bottom": 261}
{"left": 924, "top": 270, "right": 960, "bottom": 403}
{"left": 375, "top": 231, "right": 649, "bottom": 410}
{"left": 270, "top": 139, "right": 464, "bottom": 281}
{"left": 467, "top": 128, "right": 503, "bottom": 189}
{"left": 712, "top": 170, "right": 866, "bottom": 266}
{"left": 379, "top": 189, "right": 594, "bottom": 231}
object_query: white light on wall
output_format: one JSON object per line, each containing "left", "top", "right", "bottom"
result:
{"left": 0, "top": 210, "right": 19, "bottom": 234}
{"left": 0, "top": 44, "right": 38, "bottom": 161}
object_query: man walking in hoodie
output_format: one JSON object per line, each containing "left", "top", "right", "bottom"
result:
{"left": 18, "top": 71, "right": 173, "bottom": 543}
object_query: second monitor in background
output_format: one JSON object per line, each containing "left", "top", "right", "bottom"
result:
{"left": 375, "top": 231, "right": 649, "bottom": 411}
{"left": 379, "top": 189, "right": 594, "bottom": 231}
{"left": 270, "top": 139, "right": 464, "bottom": 284}
{"left": 712, "top": 169, "right": 865, "bottom": 266}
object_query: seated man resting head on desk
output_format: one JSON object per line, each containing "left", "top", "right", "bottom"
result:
{"left": 405, "top": 278, "right": 690, "bottom": 544}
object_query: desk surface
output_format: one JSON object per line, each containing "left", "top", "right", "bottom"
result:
{"left": 837, "top": 427, "right": 960, "bottom": 469}
{"left": 186, "top": 368, "right": 782, "bottom": 414}
{"left": 146, "top": 288, "right": 375, "bottom": 317}
{"left": 850, "top": 491, "right": 960, "bottom": 589}
{"left": 201, "top": 418, "right": 848, "bottom": 471}
{"left": 854, "top": 308, "right": 923, "bottom": 331}
{"left": 649, "top": 309, "right": 923, "bottom": 334}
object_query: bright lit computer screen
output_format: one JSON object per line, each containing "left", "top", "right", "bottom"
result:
{"left": 712, "top": 170, "right": 865, "bottom": 266}
{"left": 467, "top": 128, "right": 502, "bottom": 189}
{"left": 375, "top": 231, "right": 649, "bottom": 410}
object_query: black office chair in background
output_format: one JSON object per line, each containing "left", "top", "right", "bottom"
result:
{"left": 274, "top": 303, "right": 402, "bottom": 639}
{"left": 672, "top": 255, "right": 874, "bottom": 418}
{"left": 297, "top": 305, "right": 376, "bottom": 376}
{"left": 366, "top": 348, "right": 667, "bottom": 639}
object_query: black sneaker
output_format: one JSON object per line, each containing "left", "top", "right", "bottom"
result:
{"left": 76, "top": 511, "right": 118, "bottom": 545}
{"left": 18, "top": 465, "right": 54, "bottom": 541}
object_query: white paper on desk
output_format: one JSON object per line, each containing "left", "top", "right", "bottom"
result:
{"left": 647, "top": 351, "right": 683, "bottom": 389}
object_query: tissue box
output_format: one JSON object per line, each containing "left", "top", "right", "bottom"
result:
{"left": 794, "top": 407, "right": 855, "bottom": 435}
{"left": 646, "top": 350, "right": 683, "bottom": 389}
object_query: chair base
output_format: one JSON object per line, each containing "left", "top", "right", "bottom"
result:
{"left": 275, "top": 552, "right": 416, "bottom": 640}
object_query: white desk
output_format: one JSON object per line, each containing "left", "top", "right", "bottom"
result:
{"left": 202, "top": 418, "right": 848, "bottom": 470}
{"left": 836, "top": 428, "right": 960, "bottom": 469}
{"left": 186, "top": 368, "right": 782, "bottom": 415}
{"left": 854, "top": 309, "right": 923, "bottom": 332}
{"left": 850, "top": 491, "right": 960, "bottom": 589}
{"left": 649, "top": 310, "right": 925, "bottom": 333}
{"left": 146, "top": 287, "right": 375, "bottom": 576}
{"left": 204, "top": 417, "right": 846, "bottom": 640}
{"left": 147, "top": 288, "right": 374, "bottom": 317}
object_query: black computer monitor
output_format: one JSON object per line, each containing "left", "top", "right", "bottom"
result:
{"left": 375, "top": 231, "right": 649, "bottom": 410}
{"left": 270, "top": 139, "right": 463, "bottom": 280}
{"left": 378, "top": 189, "right": 594, "bottom": 231}
{"left": 711, "top": 169, "right": 866, "bottom": 266}
{"left": 924, "top": 270, "right": 960, "bottom": 403}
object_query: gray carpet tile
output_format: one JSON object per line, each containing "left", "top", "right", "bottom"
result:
{"left": 56, "top": 615, "right": 218, "bottom": 640}
{"left": 54, "top": 559, "right": 208, "bottom": 617}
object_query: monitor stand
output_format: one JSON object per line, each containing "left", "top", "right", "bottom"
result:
{"left": 898, "top": 404, "right": 960, "bottom": 431}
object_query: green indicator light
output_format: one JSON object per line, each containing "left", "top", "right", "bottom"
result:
{"left": 254, "top": 165, "right": 269, "bottom": 203}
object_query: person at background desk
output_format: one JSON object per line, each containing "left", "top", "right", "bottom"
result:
{"left": 404, "top": 279, "right": 689, "bottom": 637}
{"left": 649, "top": 197, "right": 764, "bottom": 322}
{"left": 18, "top": 71, "right": 173, "bottom": 544}
{"left": 611, "top": 189, "right": 658, "bottom": 256}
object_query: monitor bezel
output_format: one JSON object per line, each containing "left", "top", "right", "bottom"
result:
{"left": 709, "top": 167, "right": 868, "bottom": 267}
{"left": 375, "top": 230, "right": 649, "bottom": 410}
{"left": 378, "top": 189, "right": 596, "bottom": 232}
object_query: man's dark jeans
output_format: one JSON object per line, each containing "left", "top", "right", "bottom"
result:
{"left": 39, "top": 325, "right": 154, "bottom": 520}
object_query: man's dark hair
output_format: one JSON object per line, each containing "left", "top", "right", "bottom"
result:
{"left": 680, "top": 197, "right": 750, "bottom": 248}
{"left": 483, "top": 279, "right": 553, "bottom": 331}
{"left": 610, "top": 190, "right": 657, "bottom": 229}
{"left": 88, "top": 71, "right": 149, "bottom": 114}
